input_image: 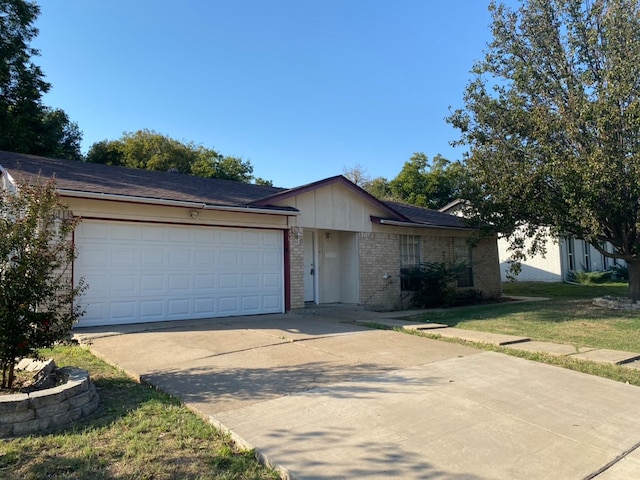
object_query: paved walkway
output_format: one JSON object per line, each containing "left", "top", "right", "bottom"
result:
{"left": 75, "top": 306, "right": 640, "bottom": 480}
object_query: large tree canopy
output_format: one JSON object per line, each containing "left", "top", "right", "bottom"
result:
{"left": 86, "top": 130, "right": 269, "bottom": 184}
{"left": 448, "top": 0, "right": 640, "bottom": 299}
{"left": 0, "top": 0, "right": 82, "bottom": 160}
{"left": 344, "top": 153, "right": 466, "bottom": 210}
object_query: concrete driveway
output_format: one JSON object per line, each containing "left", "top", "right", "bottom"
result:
{"left": 77, "top": 312, "right": 640, "bottom": 480}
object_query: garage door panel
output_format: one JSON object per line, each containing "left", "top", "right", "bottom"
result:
{"left": 140, "top": 300, "right": 164, "bottom": 320}
{"left": 242, "top": 251, "right": 260, "bottom": 266}
{"left": 219, "top": 251, "right": 238, "bottom": 265}
{"left": 111, "top": 249, "right": 137, "bottom": 266}
{"left": 169, "top": 248, "right": 190, "bottom": 266}
{"left": 263, "top": 251, "right": 281, "bottom": 266}
{"left": 220, "top": 230, "right": 239, "bottom": 244}
{"left": 141, "top": 225, "right": 165, "bottom": 241}
{"left": 263, "top": 295, "right": 281, "bottom": 309}
{"left": 262, "top": 231, "right": 281, "bottom": 245}
{"left": 169, "top": 274, "right": 191, "bottom": 290}
{"left": 141, "top": 250, "right": 165, "bottom": 266}
{"left": 195, "top": 250, "right": 216, "bottom": 266}
{"left": 111, "top": 275, "right": 137, "bottom": 293}
{"left": 242, "top": 296, "right": 260, "bottom": 312}
{"left": 219, "top": 297, "right": 240, "bottom": 314}
{"left": 194, "top": 298, "right": 215, "bottom": 313}
{"left": 242, "top": 231, "right": 260, "bottom": 245}
{"left": 110, "top": 302, "right": 136, "bottom": 320}
{"left": 168, "top": 299, "right": 191, "bottom": 317}
{"left": 75, "top": 221, "right": 284, "bottom": 326}
{"left": 194, "top": 274, "right": 215, "bottom": 290}
{"left": 194, "top": 228, "right": 216, "bottom": 243}
{"left": 242, "top": 273, "right": 260, "bottom": 288}
{"left": 80, "top": 222, "right": 109, "bottom": 239}
{"left": 111, "top": 224, "right": 139, "bottom": 240}
{"left": 219, "top": 273, "right": 238, "bottom": 288}
{"left": 77, "top": 246, "right": 108, "bottom": 267}
{"left": 263, "top": 273, "right": 282, "bottom": 288}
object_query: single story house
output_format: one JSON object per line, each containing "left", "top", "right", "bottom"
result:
{"left": 1, "top": 151, "right": 501, "bottom": 327}
{"left": 440, "top": 200, "right": 624, "bottom": 282}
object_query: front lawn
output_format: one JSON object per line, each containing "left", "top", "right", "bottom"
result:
{"left": 0, "top": 345, "right": 278, "bottom": 480}
{"left": 414, "top": 282, "right": 640, "bottom": 352}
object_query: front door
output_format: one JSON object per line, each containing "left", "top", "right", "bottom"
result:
{"left": 303, "top": 232, "right": 315, "bottom": 302}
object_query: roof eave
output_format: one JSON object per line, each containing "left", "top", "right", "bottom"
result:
{"left": 58, "top": 189, "right": 299, "bottom": 216}
{"left": 370, "top": 216, "right": 472, "bottom": 231}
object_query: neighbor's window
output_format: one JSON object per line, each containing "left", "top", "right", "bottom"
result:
{"left": 583, "top": 240, "right": 591, "bottom": 271}
{"left": 399, "top": 235, "right": 421, "bottom": 290}
{"left": 566, "top": 237, "right": 575, "bottom": 271}
{"left": 453, "top": 237, "right": 474, "bottom": 288}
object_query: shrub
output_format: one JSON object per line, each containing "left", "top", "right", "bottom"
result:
{"left": 611, "top": 264, "right": 629, "bottom": 281}
{"left": 0, "top": 177, "right": 85, "bottom": 389}
{"left": 566, "top": 270, "right": 612, "bottom": 285}
{"left": 401, "top": 261, "right": 482, "bottom": 308}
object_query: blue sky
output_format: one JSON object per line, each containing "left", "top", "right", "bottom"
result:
{"left": 34, "top": 1, "right": 509, "bottom": 188}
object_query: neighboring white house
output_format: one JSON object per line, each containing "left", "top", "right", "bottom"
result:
{"left": 440, "top": 199, "right": 625, "bottom": 282}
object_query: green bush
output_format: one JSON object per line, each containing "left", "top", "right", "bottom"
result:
{"left": 401, "top": 261, "right": 483, "bottom": 308}
{"left": 566, "top": 270, "right": 612, "bottom": 284}
{"left": 612, "top": 264, "right": 629, "bottom": 281}
{"left": 0, "top": 178, "right": 85, "bottom": 389}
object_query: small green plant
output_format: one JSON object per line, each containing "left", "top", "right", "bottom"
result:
{"left": 567, "top": 270, "right": 612, "bottom": 285}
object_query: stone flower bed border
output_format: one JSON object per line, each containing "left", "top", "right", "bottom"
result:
{"left": 0, "top": 367, "right": 99, "bottom": 438}
{"left": 593, "top": 296, "right": 640, "bottom": 310}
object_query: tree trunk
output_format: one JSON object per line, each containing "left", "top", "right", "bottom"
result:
{"left": 628, "top": 259, "right": 640, "bottom": 303}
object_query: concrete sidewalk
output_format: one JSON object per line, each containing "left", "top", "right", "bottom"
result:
{"left": 76, "top": 311, "right": 640, "bottom": 480}
{"left": 369, "top": 317, "right": 640, "bottom": 367}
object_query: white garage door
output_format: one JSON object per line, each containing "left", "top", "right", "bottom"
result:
{"left": 74, "top": 221, "right": 284, "bottom": 327}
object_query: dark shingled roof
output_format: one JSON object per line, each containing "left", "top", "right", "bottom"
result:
{"left": 0, "top": 151, "right": 469, "bottom": 228}
{"left": 0, "top": 151, "right": 292, "bottom": 211}
{"left": 382, "top": 201, "right": 470, "bottom": 229}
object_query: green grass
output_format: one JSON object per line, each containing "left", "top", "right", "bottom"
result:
{"left": 411, "top": 281, "right": 640, "bottom": 352}
{"left": 0, "top": 345, "right": 279, "bottom": 480}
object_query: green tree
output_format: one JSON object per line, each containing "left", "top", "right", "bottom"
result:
{"left": 0, "top": 0, "right": 82, "bottom": 159}
{"left": 388, "top": 153, "right": 467, "bottom": 209}
{"left": 343, "top": 156, "right": 465, "bottom": 208}
{"left": 365, "top": 176, "right": 392, "bottom": 200}
{"left": 87, "top": 130, "right": 260, "bottom": 183}
{"left": 0, "top": 176, "right": 85, "bottom": 389}
{"left": 448, "top": 0, "right": 640, "bottom": 299}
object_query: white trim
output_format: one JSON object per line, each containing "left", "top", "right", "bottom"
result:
{"left": 58, "top": 189, "right": 299, "bottom": 216}
{"left": 377, "top": 218, "right": 470, "bottom": 231}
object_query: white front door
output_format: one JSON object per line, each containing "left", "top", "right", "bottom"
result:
{"left": 303, "top": 231, "right": 315, "bottom": 302}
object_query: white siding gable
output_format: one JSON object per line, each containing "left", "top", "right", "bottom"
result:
{"left": 276, "top": 182, "right": 388, "bottom": 232}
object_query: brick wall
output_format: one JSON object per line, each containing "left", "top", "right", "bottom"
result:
{"left": 420, "top": 234, "right": 502, "bottom": 298}
{"left": 288, "top": 227, "right": 305, "bottom": 310}
{"left": 471, "top": 236, "right": 502, "bottom": 298}
{"left": 358, "top": 232, "right": 502, "bottom": 311}
{"left": 358, "top": 232, "right": 402, "bottom": 309}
